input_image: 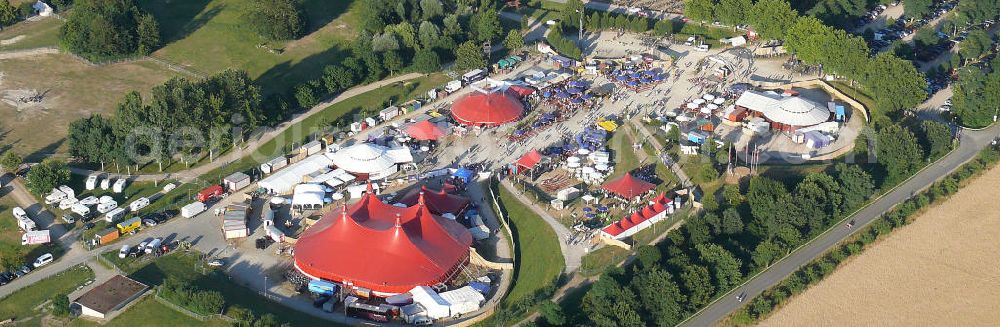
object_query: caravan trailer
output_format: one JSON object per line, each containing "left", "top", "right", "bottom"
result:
{"left": 112, "top": 178, "right": 127, "bottom": 193}
{"left": 104, "top": 207, "right": 127, "bottom": 223}
{"left": 13, "top": 207, "right": 36, "bottom": 232}
{"left": 58, "top": 185, "right": 75, "bottom": 199}
{"left": 85, "top": 175, "right": 98, "bottom": 190}
{"left": 100, "top": 178, "right": 111, "bottom": 190}
{"left": 129, "top": 197, "right": 149, "bottom": 212}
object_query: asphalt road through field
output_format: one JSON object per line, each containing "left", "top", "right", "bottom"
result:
{"left": 680, "top": 124, "right": 1000, "bottom": 327}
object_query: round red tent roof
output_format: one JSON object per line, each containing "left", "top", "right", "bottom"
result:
{"left": 601, "top": 173, "right": 656, "bottom": 199}
{"left": 293, "top": 188, "right": 473, "bottom": 295}
{"left": 451, "top": 91, "right": 525, "bottom": 127}
{"left": 405, "top": 121, "right": 446, "bottom": 141}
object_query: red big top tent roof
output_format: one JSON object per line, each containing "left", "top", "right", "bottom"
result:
{"left": 397, "top": 186, "right": 471, "bottom": 216}
{"left": 601, "top": 173, "right": 656, "bottom": 198}
{"left": 451, "top": 91, "right": 525, "bottom": 127}
{"left": 405, "top": 121, "right": 446, "bottom": 141}
{"left": 515, "top": 150, "right": 543, "bottom": 171}
{"left": 294, "top": 185, "right": 473, "bottom": 295}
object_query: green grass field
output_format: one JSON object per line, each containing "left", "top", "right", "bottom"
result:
{"left": 0, "top": 196, "right": 63, "bottom": 270}
{"left": 68, "top": 296, "right": 230, "bottom": 327}
{"left": 609, "top": 129, "right": 642, "bottom": 179}
{"left": 120, "top": 252, "right": 337, "bottom": 327}
{"left": 0, "top": 17, "right": 61, "bottom": 51}
{"left": 143, "top": 0, "right": 359, "bottom": 93}
{"left": 0, "top": 264, "right": 94, "bottom": 324}
{"left": 497, "top": 186, "right": 564, "bottom": 306}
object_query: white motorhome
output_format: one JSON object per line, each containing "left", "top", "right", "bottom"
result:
{"left": 44, "top": 189, "right": 67, "bottom": 205}
{"left": 71, "top": 203, "right": 91, "bottom": 218}
{"left": 79, "top": 196, "right": 99, "bottom": 206}
{"left": 97, "top": 201, "right": 118, "bottom": 214}
{"left": 145, "top": 238, "right": 162, "bottom": 253}
{"left": 13, "top": 207, "right": 36, "bottom": 232}
{"left": 445, "top": 80, "right": 462, "bottom": 93}
{"left": 58, "top": 197, "right": 77, "bottom": 210}
{"left": 112, "top": 178, "right": 127, "bottom": 193}
{"left": 85, "top": 175, "right": 98, "bottom": 190}
{"left": 104, "top": 207, "right": 126, "bottom": 223}
{"left": 129, "top": 197, "right": 149, "bottom": 212}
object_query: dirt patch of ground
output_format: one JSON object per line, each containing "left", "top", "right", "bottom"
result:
{"left": 0, "top": 53, "right": 178, "bottom": 159}
{"left": 759, "top": 165, "right": 1000, "bottom": 326}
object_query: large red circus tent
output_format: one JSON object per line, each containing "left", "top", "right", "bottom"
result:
{"left": 293, "top": 185, "right": 474, "bottom": 295}
{"left": 397, "top": 186, "right": 471, "bottom": 216}
{"left": 405, "top": 121, "right": 446, "bottom": 141}
{"left": 451, "top": 90, "right": 525, "bottom": 127}
{"left": 601, "top": 172, "right": 656, "bottom": 199}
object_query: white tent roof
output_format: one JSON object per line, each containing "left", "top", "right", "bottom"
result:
{"left": 326, "top": 143, "right": 412, "bottom": 175}
{"left": 291, "top": 184, "right": 325, "bottom": 207}
{"left": 257, "top": 155, "right": 333, "bottom": 194}
{"left": 735, "top": 90, "right": 829, "bottom": 127}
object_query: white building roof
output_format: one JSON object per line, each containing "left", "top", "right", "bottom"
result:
{"left": 257, "top": 155, "right": 333, "bottom": 194}
{"left": 292, "top": 184, "right": 325, "bottom": 207}
{"left": 325, "top": 143, "right": 412, "bottom": 176}
{"left": 735, "top": 90, "right": 830, "bottom": 127}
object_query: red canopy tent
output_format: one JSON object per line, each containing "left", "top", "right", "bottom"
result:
{"left": 507, "top": 85, "right": 536, "bottom": 98}
{"left": 515, "top": 150, "right": 543, "bottom": 171}
{"left": 601, "top": 192, "right": 674, "bottom": 238}
{"left": 451, "top": 91, "right": 525, "bottom": 127}
{"left": 601, "top": 173, "right": 655, "bottom": 198}
{"left": 397, "top": 186, "right": 471, "bottom": 216}
{"left": 294, "top": 185, "right": 473, "bottom": 295}
{"left": 405, "top": 121, "right": 446, "bottom": 141}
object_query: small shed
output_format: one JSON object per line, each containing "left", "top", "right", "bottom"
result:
{"left": 73, "top": 275, "right": 148, "bottom": 320}
{"left": 300, "top": 141, "right": 323, "bottom": 156}
{"left": 223, "top": 172, "right": 251, "bottom": 192}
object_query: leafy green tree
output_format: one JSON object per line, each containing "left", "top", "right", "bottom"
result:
{"left": 653, "top": 19, "right": 673, "bottom": 36}
{"left": 918, "top": 120, "right": 953, "bottom": 160}
{"left": 904, "top": 0, "right": 934, "bottom": 19}
{"left": 632, "top": 268, "right": 685, "bottom": 326}
{"left": 412, "top": 49, "right": 441, "bottom": 73}
{"left": 0, "top": 0, "right": 18, "bottom": 29}
{"left": 25, "top": 159, "right": 70, "bottom": 196}
{"left": 722, "top": 184, "right": 743, "bottom": 206}
{"left": 715, "top": 0, "right": 752, "bottom": 26}
{"left": 59, "top": 0, "right": 160, "bottom": 60}
{"left": 475, "top": 8, "right": 502, "bottom": 42}
{"left": 136, "top": 13, "right": 160, "bottom": 54}
{"left": 383, "top": 50, "right": 403, "bottom": 75}
{"left": 391, "top": 21, "right": 418, "bottom": 49}
{"left": 792, "top": 173, "right": 842, "bottom": 236}
{"left": 683, "top": 215, "right": 712, "bottom": 245}
{"left": 418, "top": 21, "right": 441, "bottom": 49}
{"left": 835, "top": 163, "right": 874, "bottom": 212}
{"left": 539, "top": 301, "right": 566, "bottom": 325}
{"left": 807, "top": 0, "right": 867, "bottom": 28}
{"left": 582, "top": 273, "right": 642, "bottom": 327}
{"left": 454, "top": 41, "right": 486, "bottom": 70}
{"left": 960, "top": 30, "right": 993, "bottom": 61}
{"left": 679, "top": 265, "right": 714, "bottom": 311}
{"left": 504, "top": 29, "right": 524, "bottom": 51}
{"left": 751, "top": 240, "right": 782, "bottom": 269}
{"left": 0, "top": 151, "right": 22, "bottom": 173}
{"left": 294, "top": 83, "right": 317, "bottom": 109}
{"left": 637, "top": 245, "right": 662, "bottom": 270}
{"left": 684, "top": 0, "right": 715, "bottom": 23}
{"left": 371, "top": 32, "right": 401, "bottom": 52}
{"left": 561, "top": 0, "right": 585, "bottom": 31}
{"left": 748, "top": 0, "right": 799, "bottom": 40}
{"left": 877, "top": 124, "right": 925, "bottom": 184}
{"left": 420, "top": 0, "right": 444, "bottom": 20}
{"left": 862, "top": 52, "right": 927, "bottom": 114}
{"left": 746, "top": 176, "right": 793, "bottom": 240}
{"left": 696, "top": 243, "right": 743, "bottom": 291}
{"left": 322, "top": 64, "right": 354, "bottom": 93}
{"left": 785, "top": 16, "right": 834, "bottom": 64}
{"left": 721, "top": 207, "right": 744, "bottom": 235}
{"left": 51, "top": 293, "right": 71, "bottom": 317}
{"left": 245, "top": 0, "right": 307, "bottom": 40}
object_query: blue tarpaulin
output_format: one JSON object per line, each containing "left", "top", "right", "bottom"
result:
{"left": 469, "top": 282, "right": 490, "bottom": 294}
{"left": 453, "top": 167, "right": 475, "bottom": 183}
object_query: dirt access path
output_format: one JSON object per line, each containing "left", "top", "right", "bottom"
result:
{"left": 759, "top": 165, "right": 1000, "bottom": 326}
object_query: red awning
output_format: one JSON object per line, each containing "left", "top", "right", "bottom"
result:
{"left": 294, "top": 186, "right": 473, "bottom": 294}
{"left": 397, "top": 186, "right": 471, "bottom": 216}
{"left": 405, "top": 121, "right": 446, "bottom": 141}
{"left": 451, "top": 91, "right": 525, "bottom": 127}
{"left": 601, "top": 173, "right": 656, "bottom": 198}
{"left": 507, "top": 85, "right": 536, "bottom": 98}
{"left": 515, "top": 150, "right": 543, "bottom": 170}
{"left": 602, "top": 192, "right": 672, "bottom": 237}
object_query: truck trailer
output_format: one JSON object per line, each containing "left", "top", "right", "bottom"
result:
{"left": 181, "top": 202, "right": 206, "bottom": 218}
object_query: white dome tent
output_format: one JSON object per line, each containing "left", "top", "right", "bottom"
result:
{"left": 326, "top": 143, "right": 413, "bottom": 180}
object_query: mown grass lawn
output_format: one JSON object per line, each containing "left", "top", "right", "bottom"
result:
{"left": 496, "top": 186, "right": 564, "bottom": 306}
{"left": 0, "top": 265, "right": 94, "bottom": 323}
{"left": 0, "top": 16, "right": 61, "bottom": 51}
{"left": 123, "top": 252, "right": 338, "bottom": 327}
{"left": 68, "top": 295, "right": 230, "bottom": 327}
{"left": 0, "top": 196, "right": 64, "bottom": 269}
{"left": 609, "top": 129, "right": 642, "bottom": 179}
{"left": 143, "top": 0, "right": 359, "bottom": 93}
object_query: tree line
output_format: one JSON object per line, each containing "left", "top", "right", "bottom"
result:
{"left": 59, "top": 0, "right": 160, "bottom": 61}
{"left": 951, "top": 57, "right": 1000, "bottom": 128}
{"left": 67, "top": 70, "right": 263, "bottom": 172}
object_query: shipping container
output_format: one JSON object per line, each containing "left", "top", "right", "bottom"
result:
{"left": 300, "top": 140, "right": 323, "bottom": 156}
{"left": 308, "top": 279, "right": 339, "bottom": 296}
{"left": 95, "top": 228, "right": 120, "bottom": 245}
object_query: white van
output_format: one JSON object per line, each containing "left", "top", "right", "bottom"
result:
{"left": 129, "top": 197, "right": 149, "bottom": 212}
{"left": 86, "top": 175, "right": 98, "bottom": 190}
{"left": 119, "top": 244, "right": 130, "bottom": 258}
{"left": 105, "top": 207, "right": 126, "bottom": 223}
{"left": 112, "top": 178, "right": 127, "bottom": 193}
{"left": 145, "top": 238, "right": 162, "bottom": 254}
{"left": 32, "top": 253, "right": 53, "bottom": 268}
{"left": 97, "top": 201, "right": 118, "bottom": 214}
{"left": 100, "top": 178, "right": 111, "bottom": 190}
{"left": 137, "top": 240, "right": 149, "bottom": 252}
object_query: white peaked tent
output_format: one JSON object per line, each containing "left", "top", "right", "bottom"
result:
{"left": 291, "top": 184, "right": 325, "bottom": 209}
{"left": 257, "top": 155, "right": 333, "bottom": 194}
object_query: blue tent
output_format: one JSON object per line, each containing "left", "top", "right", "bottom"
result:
{"left": 640, "top": 78, "right": 652, "bottom": 84}
{"left": 571, "top": 97, "right": 585, "bottom": 104}
{"left": 615, "top": 75, "right": 629, "bottom": 81}
{"left": 627, "top": 80, "right": 639, "bottom": 86}
{"left": 453, "top": 167, "right": 475, "bottom": 183}
{"left": 469, "top": 282, "right": 490, "bottom": 294}
{"left": 567, "top": 87, "right": 582, "bottom": 94}
{"left": 653, "top": 74, "right": 665, "bottom": 81}
{"left": 630, "top": 72, "right": 643, "bottom": 79}
{"left": 542, "top": 90, "right": 552, "bottom": 98}
{"left": 582, "top": 93, "right": 594, "bottom": 99}
{"left": 556, "top": 91, "right": 571, "bottom": 98}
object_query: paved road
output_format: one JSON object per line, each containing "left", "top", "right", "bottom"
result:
{"left": 680, "top": 124, "right": 1000, "bottom": 327}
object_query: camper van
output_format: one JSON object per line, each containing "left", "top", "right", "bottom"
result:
{"left": 97, "top": 201, "right": 118, "bottom": 214}
{"left": 79, "top": 196, "right": 99, "bottom": 206}
{"left": 105, "top": 207, "right": 126, "bottom": 223}
{"left": 144, "top": 238, "right": 162, "bottom": 254}
{"left": 13, "top": 207, "right": 36, "bottom": 232}
{"left": 58, "top": 197, "right": 77, "bottom": 210}
{"left": 44, "top": 189, "right": 67, "bottom": 205}
{"left": 112, "top": 178, "right": 127, "bottom": 193}
{"left": 86, "top": 175, "right": 98, "bottom": 190}
{"left": 71, "top": 203, "right": 92, "bottom": 218}
{"left": 129, "top": 197, "right": 149, "bottom": 212}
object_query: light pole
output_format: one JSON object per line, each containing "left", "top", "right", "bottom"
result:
{"left": 576, "top": 9, "right": 584, "bottom": 44}
{"left": 263, "top": 275, "right": 268, "bottom": 299}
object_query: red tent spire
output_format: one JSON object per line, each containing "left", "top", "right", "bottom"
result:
{"left": 418, "top": 191, "right": 426, "bottom": 207}
{"left": 366, "top": 182, "right": 374, "bottom": 195}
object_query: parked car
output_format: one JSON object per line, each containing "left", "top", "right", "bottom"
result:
{"left": 61, "top": 213, "right": 76, "bottom": 224}
{"left": 18, "top": 265, "right": 32, "bottom": 275}
{"left": 207, "top": 259, "right": 225, "bottom": 267}
{"left": 143, "top": 219, "right": 158, "bottom": 227}
{"left": 119, "top": 244, "right": 131, "bottom": 258}
{"left": 33, "top": 253, "right": 53, "bottom": 268}
{"left": 83, "top": 222, "right": 96, "bottom": 230}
